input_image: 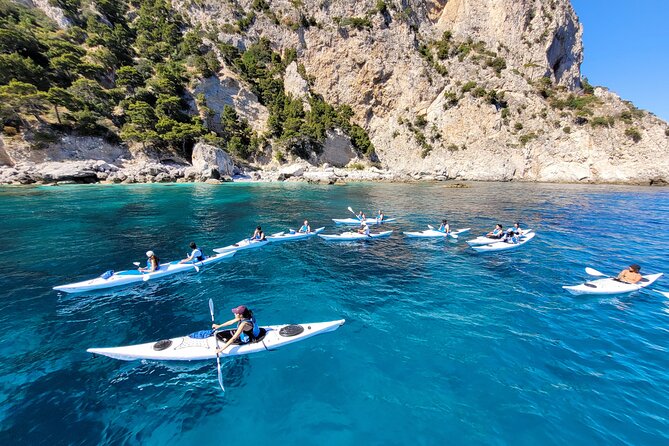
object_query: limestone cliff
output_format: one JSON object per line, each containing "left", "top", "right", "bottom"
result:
{"left": 6, "top": 0, "right": 669, "bottom": 185}
{"left": 172, "top": 0, "right": 669, "bottom": 184}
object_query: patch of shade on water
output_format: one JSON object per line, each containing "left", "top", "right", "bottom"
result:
{"left": 0, "top": 182, "right": 668, "bottom": 445}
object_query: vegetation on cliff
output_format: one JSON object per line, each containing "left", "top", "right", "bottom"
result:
{"left": 0, "top": 0, "right": 373, "bottom": 160}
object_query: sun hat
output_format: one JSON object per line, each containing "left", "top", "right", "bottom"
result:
{"left": 146, "top": 250, "right": 154, "bottom": 257}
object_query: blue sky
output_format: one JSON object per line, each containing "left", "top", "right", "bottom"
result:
{"left": 571, "top": 0, "right": 669, "bottom": 122}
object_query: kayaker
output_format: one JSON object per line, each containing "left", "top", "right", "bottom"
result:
{"left": 357, "top": 223, "right": 371, "bottom": 236}
{"left": 297, "top": 220, "right": 311, "bottom": 233}
{"left": 180, "top": 242, "right": 205, "bottom": 264}
{"left": 357, "top": 211, "right": 366, "bottom": 221}
{"left": 501, "top": 229, "right": 518, "bottom": 244}
{"left": 486, "top": 224, "right": 504, "bottom": 239}
{"left": 438, "top": 219, "right": 450, "bottom": 233}
{"left": 616, "top": 264, "right": 642, "bottom": 284}
{"left": 250, "top": 226, "right": 266, "bottom": 241}
{"left": 377, "top": 210, "right": 385, "bottom": 222}
{"left": 212, "top": 305, "right": 261, "bottom": 352}
{"left": 139, "top": 251, "right": 160, "bottom": 272}
{"left": 511, "top": 222, "right": 525, "bottom": 236}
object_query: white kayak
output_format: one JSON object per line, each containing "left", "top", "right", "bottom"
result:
{"left": 471, "top": 232, "right": 536, "bottom": 252}
{"left": 332, "top": 217, "right": 397, "bottom": 225}
{"left": 53, "top": 251, "right": 236, "bottom": 294}
{"left": 467, "top": 229, "right": 533, "bottom": 246}
{"left": 403, "top": 227, "right": 471, "bottom": 239}
{"left": 267, "top": 227, "right": 325, "bottom": 242}
{"left": 213, "top": 238, "right": 269, "bottom": 253}
{"left": 87, "top": 319, "right": 346, "bottom": 361}
{"left": 562, "top": 273, "right": 663, "bottom": 295}
{"left": 318, "top": 230, "right": 393, "bottom": 241}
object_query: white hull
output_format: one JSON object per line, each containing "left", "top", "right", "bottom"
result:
{"left": 467, "top": 229, "right": 533, "bottom": 246}
{"left": 471, "top": 232, "right": 536, "bottom": 252}
{"left": 87, "top": 319, "right": 346, "bottom": 361}
{"left": 562, "top": 273, "right": 663, "bottom": 295}
{"left": 213, "top": 238, "right": 269, "bottom": 253}
{"left": 318, "top": 230, "right": 393, "bottom": 241}
{"left": 267, "top": 227, "right": 325, "bottom": 242}
{"left": 332, "top": 217, "right": 396, "bottom": 225}
{"left": 403, "top": 228, "right": 471, "bottom": 239}
{"left": 53, "top": 251, "right": 236, "bottom": 293}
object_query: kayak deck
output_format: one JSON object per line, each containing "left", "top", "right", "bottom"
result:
{"left": 87, "top": 319, "right": 346, "bottom": 361}
{"left": 562, "top": 273, "right": 663, "bottom": 295}
{"left": 53, "top": 251, "right": 236, "bottom": 293}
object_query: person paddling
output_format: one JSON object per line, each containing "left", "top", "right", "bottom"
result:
{"left": 297, "top": 220, "right": 311, "bottom": 233}
{"left": 511, "top": 222, "right": 525, "bottom": 236}
{"left": 250, "top": 226, "right": 266, "bottom": 241}
{"left": 212, "top": 305, "right": 261, "bottom": 352}
{"left": 438, "top": 219, "right": 450, "bottom": 234}
{"left": 139, "top": 251, "right": 160, "bottom": 272}
{"left": 180, "top": 242, "right": 204, "bottom": 264}
{"left": 357, "top": 211, "right": 366, "bottom": 221}
{"left": 616, "top": 264, "right": 642, "bottom": 284}
{"left": 376, "top": 210, "right": 385, "bottom": 222}
{"left": 501, "top": 229, "right": 518, "bottom": 244}
{"left": 486, "top": 224, "right": 504, "bottom": 239}
{"left": 357, "top": 223, "right": 371, "bottom": 236}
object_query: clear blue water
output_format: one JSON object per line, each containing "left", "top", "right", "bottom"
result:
{"left": 0, "top": 182, "right": 668, "bottom": 445}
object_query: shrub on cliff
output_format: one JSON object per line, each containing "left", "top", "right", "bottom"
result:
{"left": 625, "top": 127, "right": 642, "bottom": 143}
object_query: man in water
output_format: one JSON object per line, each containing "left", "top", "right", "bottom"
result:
{"left": 180, "top": 242, "right": 204, "bottom": 264}
{"left": 616, "top": 264, "right": 642, "bottom": 284}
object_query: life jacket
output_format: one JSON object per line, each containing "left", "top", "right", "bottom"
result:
{"left": 238, "top": 316, "right": 260, "bottom": 343}
{"left": 299, "top": 224, "right": 309, "bottom": 232}
{"left": 192, "top": 248, "right": 204, "bottom": 262}
{"left": 147, "top": 256, "right": 160, "bottom": 269}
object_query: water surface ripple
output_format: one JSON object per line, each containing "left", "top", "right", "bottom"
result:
{"left": 0, "top": 182, "right": 667, "bottom": 445}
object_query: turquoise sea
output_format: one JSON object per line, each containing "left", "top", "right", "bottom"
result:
{"left": 0, "top": 182, "right": 668, "bottom": 445}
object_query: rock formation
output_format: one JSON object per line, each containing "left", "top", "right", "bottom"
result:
{"left": 1, "top": 0, "right": 667, "bottom": 185}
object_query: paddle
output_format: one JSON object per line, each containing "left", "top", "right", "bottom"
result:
{"left": 585, "top": 267, "right": 608, "bottom": 277}
{"left": 209, "top": 298, "right": 225, "bottom": 393}
{"left": 347, "top": 206, "right": 361, "bottom": 220}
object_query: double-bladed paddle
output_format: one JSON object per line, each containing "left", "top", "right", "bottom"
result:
{"left": 209, "top": 298, "right": 225, "bottom": 393}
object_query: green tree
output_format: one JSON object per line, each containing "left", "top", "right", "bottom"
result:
{"left": 47, "top": 86, "right": 77, "bottom": 124}
{"left": 0, "top": 80, "right": 49, "bottom": 128}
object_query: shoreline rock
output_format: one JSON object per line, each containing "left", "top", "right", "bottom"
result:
{"left": 0, "top": 155, "right": 666, "bottom": 187}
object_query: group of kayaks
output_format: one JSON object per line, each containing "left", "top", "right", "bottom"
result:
{"left": 55, "top": 208, "right": 665, "bottom": 393}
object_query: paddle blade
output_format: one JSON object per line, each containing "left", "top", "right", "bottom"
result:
{"left": 142, "top": 274, "right": 150, "bottom": 282}
{"left": 347, "top": 206, "right": 354, "bottom": 213}
{"left": 427, "top": 225, "right": 435, "bottom": 230}
{"left": 585, "top": 267, "right": 607, "bottom": 277}
{"left": 132, "top": 262, "right": 140, "bottom": 266}
{"left": 192, "top": 264, "right": 200, "bottom": 273}
{"left": 216, "top": 357, "right": 225, "bottom": 392}
{"left": 208, "top": 298, "right": 215, "bottom": 319}
{"left": 449, "top": 233, "right": 458, "bottom": 239}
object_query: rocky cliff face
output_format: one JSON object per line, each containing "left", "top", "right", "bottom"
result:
{"left": 4, "top": 0, "right": 668, "bottom": 185}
